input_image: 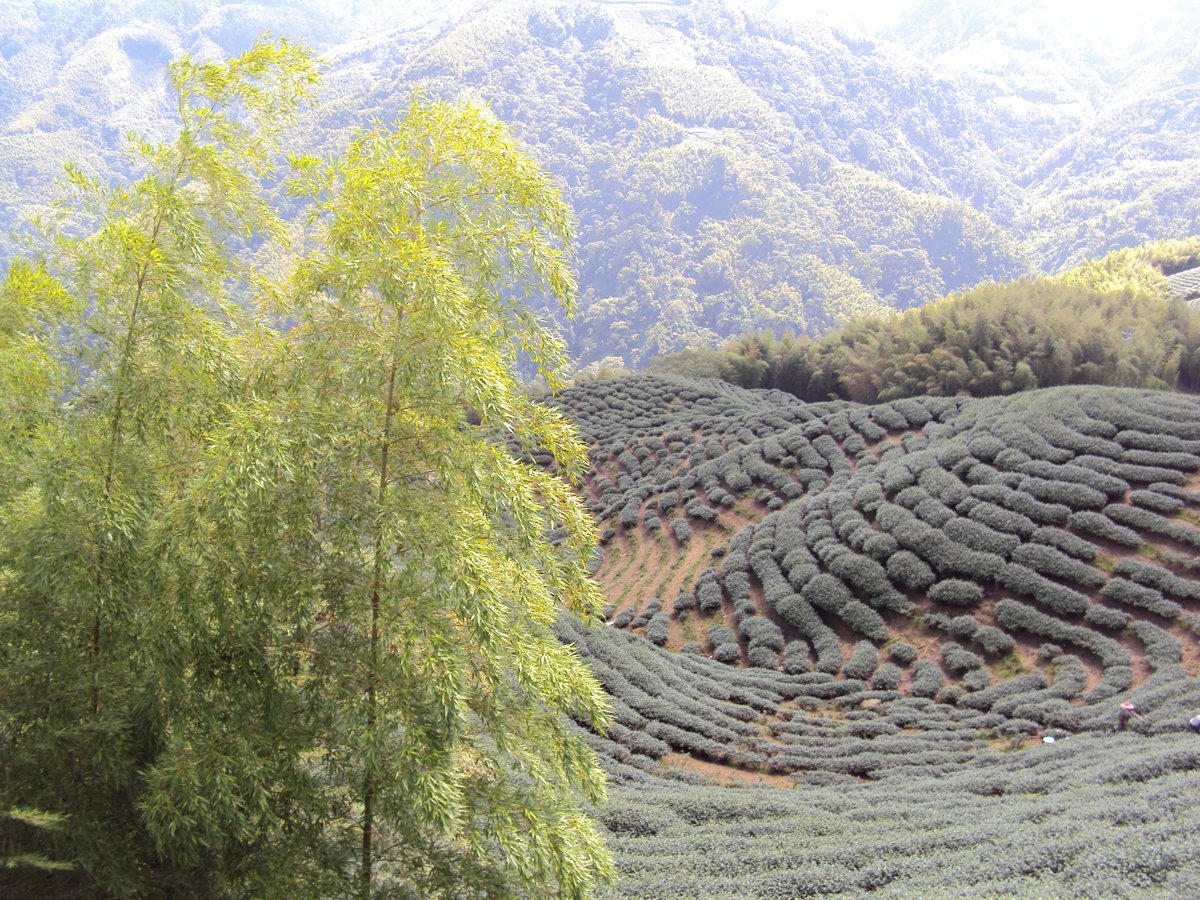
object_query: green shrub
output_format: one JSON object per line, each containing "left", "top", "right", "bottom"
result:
{"left": 1067, "top": 511, "right": 1142, "bottom": 547}
{"left": 929, "top": 579, "right": 983, "bottom": 607}
{"left": 887, "top": 550, "right": 936, "bottom": 590}
{"left": 713, "top": 642, "right": 741, "bottom": 664}
{"left": 1083, "top": 603, "right": 1130, "bottom": 630}
{"left": 1098, "top": 579, "right": 1181, "bottom": 619}
{"left": 646, "top": 613, "right": 670, "bottom": 646}
{"left": 911, "top": 660, "right": 945, "bottom": 698}
{"left": 974, "top": 626, "right": 1015, "bottom": 656}
{"left": 871, "top": 662, "right": 903, "bottom": 690}
{"left": 844, "top": 641, "right": 880, "bottom": 680}
{"left": 747, "top": 645, "right": 780, "bottom": 668}
{"left": 781, "top": 640, "right": 812, "bottom": 674}
{"left": 888, "top": 641, "right": 918, "bottom": 665}
{"left": 942, "top": 642, "right": 985, "bottom": 674}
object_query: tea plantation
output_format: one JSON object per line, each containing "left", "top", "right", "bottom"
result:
{"left": 549, "top": 375, "right": 1200, "bottom": 896}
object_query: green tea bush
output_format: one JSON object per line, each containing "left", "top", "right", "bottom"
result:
{"left": 827, "top": 551, "right": 910, "bottom": 612}
{"left": 998, "top": 563, "right": 1090, "bottom": 615}
{"left": 1121, "top": 448, "right": 1199, "bottom": 471}
{"left": 1019, "top": 477, "right": 1108, "bottom": 511}
{"left": 919, "top": 466, "right": 970, "bottom": 506}
{"left": 882, "top": 465, "right": 916, "bottom": 493}
{"left": 915, "top": 496, "right": 956, "bottom": 527}
{"left": 646, "top": 613, "right": 671, "bottom": 646}
{"left": 722, "top": 571, "right": 751, "bottom": 603}
{"left": 707, "top": 624, "right": 734, "bottom": 648}
{"left": 1068, "top": 511, "right": 1143, "bottom": 547}
{"left": 1106, "top": 503, "right": 1200, "bottom": 548}
{"left": 695, "top": 574, "right": 724, "bottom": 615}
{"left": 1115, "top": 429, "right": 1200, "bottom": 455}
{"left": 669, "top": 517, "right": 691, "bottom": 543}
{"left": 961, "top": 668, "right": 991, "bottom": 691}
{"left": 968, "top": 433, "right": 1007, "bottom": 462}
{"left": 1111, "top": 460, "right": 1189, "bottom": 484}
{"left": 843, "top": 641, "right": 880, "bottom": 681}
{"left": 747, "top": 645, "right": 779, "bottom": 668}
{"left": 968, "top": 501, "right": 1037, "bottom": 538}
{"left": 928, "top": 579, "right": 983, "bottom": 607}
{"left": 672, "top": 591, "right": 696, "bottom": 614}
{"left": 946, "top": 615, "right": 980, "bottom": 640}
{"left": 910, "top": 660, "right": 945, "bottom": 698}
{"left": 970, "top": 483, "right": 1070, "bottom": 525}
{"left": 871, "top": 405, "right": 909, "bottom": 431}
{"left": 1030, "top": 525, "right": 1099, "bottom": 560}
{"left": 781, "top": 640, "right": 812, "bottom": 674}
{"left": 888, "top": 641, "right": 918, "bottom": 665}
{"left": 775, "top": 594, "right": 843, "bottom": 673}
{"left": 711, "top": 642, "right": 740, "bottom": 664}
{"left": 1129, "top": 486, "right": 1184, "bottom": 514}
{"left": 974, "top": 625, "right": 1016, "bottom": 656}
{"left": 612, "top": 608, "right": 635, "bottom": 628}
{"left": 1083, "top": 604, "right": 1131, "bottom": 630}
{"left": 942, "top": 642, "right": 985, "bottom": 674}
{"left": 1099, "top": 579, "right": 1181, "bottom": 619}
{"left": 1114, "top": 558, "right": 1200, "bottom": 601}
{"left": 887, "top": 549, "right": 936, "bottom": 590}
{"left": 871, "top": 662, "right": 903, "bottom": 690}
{"left": 944, "top": 517, "right": 1021, "bottom": 556}
{"left": 1128, "top": 620, "right": 1182, "bottom": 668}
{"left": 966, "top": 462, "right": 1002, "bottom": 484}
{"left": 631, "top": 597, "right": 664, "bottom": 629}
{"left": 739, "top": 616, "right": 784, "bottom": 652}
{"left": 1010, "top": 543, "right": 1106, "bottom": 588}
{"left": 994, "top": 599, "right": 1130, "bottom": 671}
{"left": 1018, "top": 459, "right": 1129, "bottom": 498}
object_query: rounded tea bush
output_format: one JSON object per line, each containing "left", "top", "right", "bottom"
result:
{"left": 929, "top": 579, "right": 984, "bottom": 607}
{"left": 713, "top": 642, "right": 741, "bottom": 664}
{"left": 747, "top": 645, "right": 780, "bottom": 668}
{"left": 888, "top": 641, "right": 918, "bottom": 665}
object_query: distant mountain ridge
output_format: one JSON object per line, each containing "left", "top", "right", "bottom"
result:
{"left": 1, "top": 0, "right": 1198, "bottom": 366}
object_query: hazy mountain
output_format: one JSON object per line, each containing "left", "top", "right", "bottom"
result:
{"left": 0, "top": 0, "right": 1197, "bottom": 367}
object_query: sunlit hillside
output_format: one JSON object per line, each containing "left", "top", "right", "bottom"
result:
{"left": 2, "top": 0, "right": 1199, "bottom": 365}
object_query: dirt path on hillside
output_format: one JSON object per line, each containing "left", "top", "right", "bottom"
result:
{"left": 656, "top": 526, "right": 716, "bottom": 603}
{"left": 658, "top": 752, "right": 797, "bottom": 788}
{"left": 599, "top": 525, "right": 664, "bottom": 613}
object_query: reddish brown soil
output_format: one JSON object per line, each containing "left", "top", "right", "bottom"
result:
{"left": 659, "top": 752, "right": 797, "bottom": 788}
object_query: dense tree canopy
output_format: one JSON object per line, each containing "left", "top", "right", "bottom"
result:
{"left": 0, "top": 38, "right": 612, "bottom": 898}
{"left": 651, "top": 239, "right": 1200, "bottom": 403}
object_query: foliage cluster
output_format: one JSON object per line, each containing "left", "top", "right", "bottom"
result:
{"left": 652, "top": 239, "right": 1200, "bottom": 402}
{"left": 1, "top": 40, "right": 612, "bottom": 899}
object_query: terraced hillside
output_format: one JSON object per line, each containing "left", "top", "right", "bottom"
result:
{"left": 549, "top": 375, "right": 1200, "bottom": 896}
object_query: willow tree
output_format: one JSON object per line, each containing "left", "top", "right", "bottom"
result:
{"left": 253, "top": 96, "right": 615, "bottom": 897}
{"left": 0, "top": 39, "right": 322, "bottom": 894}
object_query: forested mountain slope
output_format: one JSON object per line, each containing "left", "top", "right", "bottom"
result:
{"left": 649, "top": 237, "right": 1200, "bottom": 403}
{"left": 2, "top": 0, "right": 1198, "bottom": 367}
{"left": 550, "top": 373, "right": 1200, "bottom": 895}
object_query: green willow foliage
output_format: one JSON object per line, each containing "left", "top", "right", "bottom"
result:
{"left": 652, "top": 241, "right": 1200, "bottom": 403}
{"left": 0, "top": 40, "right": 613, "bottom": 899}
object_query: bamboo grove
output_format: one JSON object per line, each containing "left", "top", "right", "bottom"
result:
{"left": 0, "top": 39, "right": 614, "bottom": 898}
